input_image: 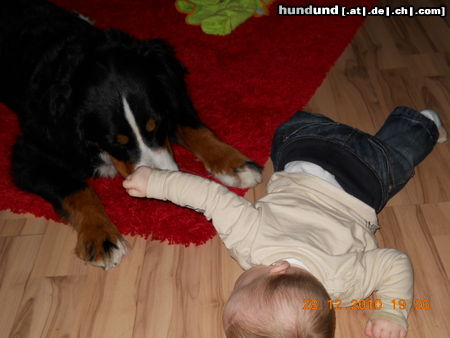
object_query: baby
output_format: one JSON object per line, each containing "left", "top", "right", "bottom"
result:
{"left": 123, "top": 107, "right": 447, "bottom": 338}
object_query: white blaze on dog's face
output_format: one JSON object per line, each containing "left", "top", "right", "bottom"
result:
{"left": 121, "top": 96, "right": 178, "bottom": 172}
{"left": 94, "top": 96, "right": 178, "bottom": 178}
{"left": 83, "top": 47, "right": 181, "bottom": 178}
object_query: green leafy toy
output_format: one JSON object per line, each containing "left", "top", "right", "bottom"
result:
{"left": 176, "top": 0, "right": 273, "bottom": 36}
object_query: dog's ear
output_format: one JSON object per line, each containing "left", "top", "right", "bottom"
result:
{"left": 104, "top": 29, "right": 138, "bottom": 50}
{"left": 104, "top": 30, "right": 187, "bottom": 76}
{"left": 104, "top": 30, "right": 196, "bottom": 123}
{"left": 144, "top": 39, "right": 188, "bottom": 76}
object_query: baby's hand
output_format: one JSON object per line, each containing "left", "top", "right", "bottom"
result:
{"left": 123, "top": 166, "right": 153, "bottom": 197}
{"left": 365, "top": 318, "right": 406, "bottom": 338}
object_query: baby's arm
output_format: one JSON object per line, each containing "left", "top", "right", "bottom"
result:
{"left": 123, "top": 167, "right": 260, "bottom": 245}
{"left": 361, "top": 248, "right": 413, "bottom": 338}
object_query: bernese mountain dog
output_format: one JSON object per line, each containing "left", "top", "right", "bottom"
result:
{"left": 0, "top": 0, "right": 262, "bottom": 270}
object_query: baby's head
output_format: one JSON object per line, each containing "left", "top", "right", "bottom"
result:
{"left": 223, "top": 261, "right": 335, "bottom": 338}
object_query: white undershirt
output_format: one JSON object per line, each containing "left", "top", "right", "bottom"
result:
{"left": 284, "top": 161, "right": 343, "bottom": 190}
{"left": 283, "top": 258, "right": 311, "bottom": 272}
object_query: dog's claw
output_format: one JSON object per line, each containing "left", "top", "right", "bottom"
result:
{"left": 76, "top": 232, "right": 128, "bottom": 271}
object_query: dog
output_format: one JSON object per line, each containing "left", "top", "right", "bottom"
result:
{"left": 0, "top": 0, "right": 262, "bottom": 270}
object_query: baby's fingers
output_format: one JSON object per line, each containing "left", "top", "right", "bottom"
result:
{"left": 364, "top": 320, "right": 373, "bottom": 336}
{"left": 395, "top": 327, "right": 407, "bottom": 338}
{"left": 122, "top": 177, "right": 136, "bottom": 188}
{"left": 125, "top": 188, "right": 144, "bottom": 197}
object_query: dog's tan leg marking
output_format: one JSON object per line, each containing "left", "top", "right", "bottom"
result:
{"left": 110, "top": 156, "right": 135, "bottom": 177}
{"left": 62, "top": 186, "right": 127, "bottom": 270}
{"left": 177, "top": 126, "right": 262, "bottom": 188}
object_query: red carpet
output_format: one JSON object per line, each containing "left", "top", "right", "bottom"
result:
{"left": 0, "top": 0, "right": 376, "bottom": 245}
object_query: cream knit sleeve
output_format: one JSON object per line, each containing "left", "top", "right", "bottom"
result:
{"left": 145, "top": 169, "right": 260, "bottom": 247}
{"left": 361, "top": 248, "right": 414, "bottom": 329}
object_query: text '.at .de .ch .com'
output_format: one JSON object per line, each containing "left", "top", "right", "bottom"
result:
{"left": 278, "top": 4, "right": 447, "bottom": 17}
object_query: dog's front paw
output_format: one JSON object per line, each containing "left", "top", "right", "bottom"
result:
{"left": 176, "top": 126, "right": 263, "bottom": 189}
{"left": 213, "top": 160, "right": 263, "bottom": 188}
{"left": 75, "top": 227, "right": 128, "bottom": 270}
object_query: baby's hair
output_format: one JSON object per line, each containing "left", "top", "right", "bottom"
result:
{"left": 224, "top": 270, "right": 335, "bottom": 338}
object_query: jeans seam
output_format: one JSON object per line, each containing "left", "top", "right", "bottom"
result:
{"left": 368, "top": 137, "right": 391, "bottom": 208}
{"left": 342, "top": 129, "right": 357, "bottom": 145}
{"left": 281, "top": 122, "right": 338, "bottom": 141}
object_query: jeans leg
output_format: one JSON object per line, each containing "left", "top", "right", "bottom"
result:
{"left": 375, "top": 106, "right": 439, "bottom": 167}
{"left": 374, "top": 106, "right": 439, "bottom": 201}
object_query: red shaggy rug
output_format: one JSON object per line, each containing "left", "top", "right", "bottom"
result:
{"left": 0, "top": 0, "right": 376, "bottom": 245}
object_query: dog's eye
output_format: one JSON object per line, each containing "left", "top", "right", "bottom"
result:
{"left": 146, "top": 119, "right": 156, "bottom": 133}
{"left": 116, "top": 134, "right": 129, "bottom": 145}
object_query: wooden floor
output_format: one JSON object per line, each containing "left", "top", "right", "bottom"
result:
{"left": 1, "top": 1, "right": 449, "bottom": 337}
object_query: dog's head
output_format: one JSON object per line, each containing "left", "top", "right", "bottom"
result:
{"left": 73, "top": 32, "right": 195, "bottom": 177}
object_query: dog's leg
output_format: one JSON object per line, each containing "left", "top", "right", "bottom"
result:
{"left": 62, "top": 186, "right": 128, "bottom": 270}
{"left": 12, "top": 140, "right": 127, "bottom": 270}
{"left": 176, "top": 126, "right": 262, "bottom": 188}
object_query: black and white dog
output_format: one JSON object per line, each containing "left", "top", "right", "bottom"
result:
{"left": 0, "top": 0, "right": 262, "bottom": 269}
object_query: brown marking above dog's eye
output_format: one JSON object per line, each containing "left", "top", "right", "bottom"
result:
{"left": 146, "top": 119, "right": 156, "bottom": 132}
{"left": 116, "top": 134, "right": 129, "bottom": 145}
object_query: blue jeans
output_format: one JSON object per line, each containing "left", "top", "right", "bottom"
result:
{"left": 271, "top": 107, "right": 439, "bottom": 212}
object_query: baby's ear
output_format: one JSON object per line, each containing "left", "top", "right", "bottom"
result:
{"left": 269, "top": 260, "right": 290, "bottom": 275}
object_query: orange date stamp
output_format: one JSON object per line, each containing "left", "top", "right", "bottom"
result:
{"left": 303, "top": 298, "right": 431, "bottom": 310}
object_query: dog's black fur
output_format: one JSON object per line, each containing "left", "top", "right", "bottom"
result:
{"left": 1, "top": 0, "right": 262, "bottom": 269}
{"left": 2, "top": 0, "right": 201, "bottom": 203}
